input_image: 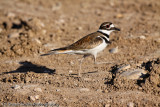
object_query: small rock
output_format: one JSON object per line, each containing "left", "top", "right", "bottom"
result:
{"left": 109, "top": 46, "right": 119, "bottom": 53}
{"left": 42, "top": 29, "right": 47, "bottom": 35}
{"left": 43, "top": 43, "right": 54, "bottom": 48}
{"left": 69, "top": 61, "right": 74, "bottom": 66}
{"left": 12, "top": 85, "right": 21, "bottom": 89}
{"left": 56, "top": 89, "right": 60, "bottom": 92}
{"left": 29, "top": 95, "right": 40, "bottom": 101}
{"left": 105, "top": 104, "right": 110, "bottom": 107}
{"left": 29, "top": 96, "right": 36, "bottom": 101}
{"left": 69, "top": 70, "right": 73, "bottom": 73}
{"left": 116, "top": 64, "right": 131, "bottom": 72}
{"left": 35, "top": 95, "right": 40, "bottom": 99}
{"left": 104, "top": 90, "right": 108, "bottom": 93}
{"left": 96, "top": 89, "right": 103, "bottom": 92}
{"left": 8, "top": 32, "right": 19, "bottom": 38}
{"left": 120, "top": 69, "right": 147, "bottom": 80}
{"left": 109, "top": 1, "right": 115, "bottom": 6}
{"left": 116, "top": 14, "right": 123, "bottom": 18}
{"left": 12, "top": 19, "right": 21, "bottom": 25}
{"left": 6, "top": 12, "right": 16, "bottom": 18}
{"left": 127, "top": 102, "right": 134, "bottom": 107}
{"left": 138, "top": 87, "right": 142, "bottom": 90}
{"left": 32, "top": 38, "right": 41, "bottom": 44}
{"left": 136, "top": 61, "right": 143, "bottom": 67}
{"left": 80, "top": 88, "right": 90, "bottom": 92}
{"left": 95, "top": 9, "right": 101, "bottom": 16}
{"left": 34, "top": 88, "right": 42, "bottom": 92}
{"left": 139, "top": 35, "right": 146, "bottom": 39}
{"left": 55, "top": 19, "right": 65, "bottom": 24}
{"left": 28, "top": 18, "right": 45, "bottom": 30}
{"left": 25, "top": 76, "right": 31, "bottom": 83}
{"left": 76, "top": 26, "right": 83, "bottom": 30}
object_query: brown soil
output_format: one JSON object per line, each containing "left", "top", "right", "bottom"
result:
{"left": 0, "top": 0, "right": 160, "bottom": 106}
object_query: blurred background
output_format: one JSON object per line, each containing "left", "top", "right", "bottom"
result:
{"left": 0, "top": 0, "right": 160, "bottom": 106}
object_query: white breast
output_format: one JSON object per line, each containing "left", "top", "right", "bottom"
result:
{"left": 86, "top": 39, "right": 107, "bottom": 55}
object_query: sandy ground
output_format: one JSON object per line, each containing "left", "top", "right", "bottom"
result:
{"left": 0, "top": 0, "right": 160, "bottom": 106}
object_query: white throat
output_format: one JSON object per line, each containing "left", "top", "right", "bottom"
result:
{"left": 98, "top": 29, "right": 112, "bottom": 35}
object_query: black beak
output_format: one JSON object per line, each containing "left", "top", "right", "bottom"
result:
{"left": 112, "top": 27, "right": 120, "bottom": 31}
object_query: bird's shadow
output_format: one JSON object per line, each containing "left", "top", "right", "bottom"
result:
{"left": 3, "top": 61, "right": 56, "bottom": 74}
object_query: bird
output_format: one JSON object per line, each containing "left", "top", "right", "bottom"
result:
{"left": 41, "top": 22, "right": 120, "bottom": 76}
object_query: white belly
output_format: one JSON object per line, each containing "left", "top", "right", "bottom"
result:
{"left": 65, "top": 40, "right": 107, "bottom": 56}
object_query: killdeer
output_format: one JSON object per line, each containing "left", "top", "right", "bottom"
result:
{"left": 41, "top": 22, "right": 120, "bottom": 76}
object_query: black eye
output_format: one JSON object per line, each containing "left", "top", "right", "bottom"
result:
{"left": 106, "top": 25, "right": 110, "bottom": 28}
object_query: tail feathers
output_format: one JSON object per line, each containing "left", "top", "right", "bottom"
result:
{"left": 40, "top": 51, "right": 57, "bottom": 56}
{"left": 41, "top": 47, "right": 72, "bottom": 56}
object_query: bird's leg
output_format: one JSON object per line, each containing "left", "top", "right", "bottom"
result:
{"left": 78, "top": 55, "right": 90, "bottom": 77}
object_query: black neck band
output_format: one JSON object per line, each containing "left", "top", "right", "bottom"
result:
{"left": 97, "top": 31, "right": 109, "bottom": 38}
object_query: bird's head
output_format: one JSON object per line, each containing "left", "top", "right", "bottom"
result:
{"left": 98, "top": 22, "right": 120, "bottom": 35}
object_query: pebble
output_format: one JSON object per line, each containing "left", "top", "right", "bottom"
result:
{"left": 127, "top": 102, "right": 134, "bottom": 107}
{"left": 116, "top": 13, "right": 123, "bottom": 18}
{"left": 32, "top": 38, "right": 41, "bottom": 44}
{"left": 12, "top": 85, "right": 21, "bottom": 89}
{"left": 116, "top": 64, "right": 131, "bottom": 72}
{"left": 68, "top": 70, "right": 73, "bottom": 73}
{"left": 136, "top": 61, "right": 143, "bottom": 67}
{"left": 6, "top": 12, "right": 16, "bottom": 18}
{"left": 56, "top": 89, "right": 60, "bottom": 92}
{"left": 28, "top": 18, "right": 45, "bottom": 30}
{"left": 69, "top": 61, "right": 74, "bottom": 66}
{"left": 95, "top": 9, "right": 101, "bottom": 16}
{"left": 120, "top": 69, "right": 147, "bottom": 80}
{"left": 29, "top": 96, "right": 35, "bottom": 101}
{"left": 109, "top": 1, "right": 115, "bottom": 6}
{"left": 96, "top": 89, "right": 103, "bottom": 92}
{"left": 109, "top": 46, "right": 119, "bottom": 53}
{"left": 34, "top": 88, "right": 42, "bottom": 92}
{"left": 80, "top": 88, "right": 90, "bottom": 92}
{"left": 35, "top": 95, "right": 40, "bottom": 99}
{"left": 105, "top": 104, "right": 111, "bottom": 107}
{"left": 76, "top": 26, "right": 83, "bottom": 30}
{"left": 43, "top": 43, "right": 54, "bottom": 48}
{"left": 139, "top": 35, "right": 146, "bottom": 39}
{"left": 41, "top": 29, "right": 47, "bottom": 35}
{"left": 55, "top": 19, "right": 65, "bottom": 24}
{"left": 8, "top": 32, "right": 19, "bottom": 38}
{"left": 29, "top": 95, "right": 39, "bottom": 101}
{"left": 25, "top": 76, "right": 31, "bottom": 83}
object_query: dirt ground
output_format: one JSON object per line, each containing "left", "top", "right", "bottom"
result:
{"left": 0, "top": 0, "right": 160, "bottom": 106}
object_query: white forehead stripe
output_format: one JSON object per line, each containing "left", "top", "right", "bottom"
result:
{"left": 110, "top": 24, "right": 114, "bottom": 27}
